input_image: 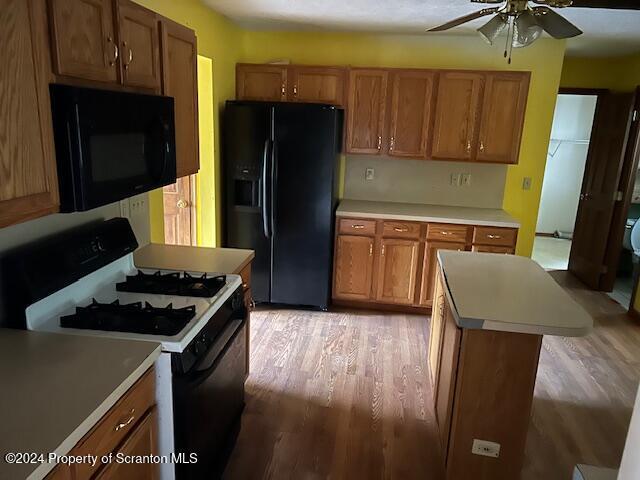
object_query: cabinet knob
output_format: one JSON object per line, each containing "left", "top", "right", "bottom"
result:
{"left": 177, "top": 199, "right": 189, "bottom": 209}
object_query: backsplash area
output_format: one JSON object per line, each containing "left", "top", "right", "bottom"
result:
{"left": 343, "top": 156, "right": 507, "bottom": 209}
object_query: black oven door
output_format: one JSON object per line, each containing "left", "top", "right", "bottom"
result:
{"left": 173, "top": 316, "right": 247, "bottom": 479}
{"left": 50, "top": 85, "right": 177, "bottom": 212}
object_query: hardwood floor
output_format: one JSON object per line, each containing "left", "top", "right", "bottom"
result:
{"left": 224, "top": 271, "right": 640, "bottom": 479}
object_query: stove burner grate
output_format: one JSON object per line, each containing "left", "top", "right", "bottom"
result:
{"left": 116, "top": 270, "right": 226, "bottom": 298}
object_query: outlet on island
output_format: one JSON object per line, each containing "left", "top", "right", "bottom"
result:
{"left": 365, "top": 168, "right": 375, "bottom": 181}
{"left": 471, "top": 439, "right": 501, "bottom": 458}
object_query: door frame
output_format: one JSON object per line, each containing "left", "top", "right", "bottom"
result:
{"left": 559, "top": 87, "right": 640, "bottom": 300}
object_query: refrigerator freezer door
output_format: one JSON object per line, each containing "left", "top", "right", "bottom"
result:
{"left": 270, "top": 104, "right": 341, "bottom": 308}
{"left": 223, "top": 102, "right": 273, "bottom": 303}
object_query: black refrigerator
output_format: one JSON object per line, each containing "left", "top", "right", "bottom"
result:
{"left": 223, "top": 101, "right": 343, "bottom": 310}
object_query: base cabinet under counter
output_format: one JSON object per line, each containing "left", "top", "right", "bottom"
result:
{"left": 331, "top": 216, "right": 518, "bottom": 311}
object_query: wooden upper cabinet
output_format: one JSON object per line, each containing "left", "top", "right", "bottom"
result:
{"left": 236, "top": 64, "right": 287, "bottom": 101}
{"left": 117, "top": 0, "right": 161, "bottom": 90}
{"left": 375, "top": 238, "right": 419, "bottom": 305}
{"left": 0, "top": 0, "right": 59, "bottom": 228}
{"left": 289, "top": 66, "right": 346, "bottom": 106}
{"left": 48, "top": 0, "right": 119, "bottom": 83}
{"left": 388, "top": 70, "right": 435, "bottom": 158}
{"left": 161, "top": 18, "right": 199, "bottom": 178}
{"left": 333, "top": 235, "right": 375, "bottom": 301}
{"left": 346, "top": 69, "right": 388, "bottom": 154}
{"left": 431, "top": 72, "right": 484, "bottom": 161}
{"left": 477, "top": 72, "right": 530, "bottom": 164}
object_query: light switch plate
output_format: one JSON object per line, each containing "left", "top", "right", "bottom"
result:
{"left": 472, "top": 439, "right": 500, "bottom": 458}
{"left": 522, "top": 177, "right": 532, "bottom": 190}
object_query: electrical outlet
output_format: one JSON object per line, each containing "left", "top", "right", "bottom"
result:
{"left": 365, "top": 168, "right": 375, "bottom": 181}
{"left": 472, "top": 439, "right": 500, "bottom": 458}
{"left": 461, "top": 173, "right": 472, "bottom": 187}
{"left": 119, "top": 199, "right": 130, "bottom": 219}
{"left": 522, "top": 177, "right": 532, "bottom": 190}
{"left": 450, "top": 173, "right": 461, "bottom": 186}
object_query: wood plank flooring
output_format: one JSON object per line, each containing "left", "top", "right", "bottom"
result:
{"left": 223, "top": 271, "right": 640, "bottom": 479}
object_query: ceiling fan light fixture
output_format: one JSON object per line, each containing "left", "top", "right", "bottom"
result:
{"left": 513, "top": 10, "right": 543, "bottom": 48}
{"left": 477, "top": 14, "right": 508, "bottom": 45}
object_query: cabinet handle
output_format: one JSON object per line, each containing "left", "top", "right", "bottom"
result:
{"left": 114, "top": 408, "right": 136, "bottom": 431}
{"left": 487, "top": 234, "right": 502, "bottom": 239}
{"left": 466, "top": 141, "right": 471, "bottom": 153}
{"left": 369, "top": 243, "right": 373, "bottom": 256}
{"left": 381, "top": 245, "right": 386, "bottom": 255}
{"left": 389, "top": 136, "right": 395, "bottom": 151}
{"left": 394, "top": 227, "right": 408, "bottom": 232}
{"left": 479, "top": 141, "right": 485, "bottom": 152}
{"left": 107, "top": 36, "right": 118, "bottom": 66}
{"left": 377, "top": 136, "right": 382, "bottom": 150}
{"left": 293, "top": 85, "right": 298, "bottom": 96}
{"left": 250, "top": 299, "right": 256, "bottom": 309}
{"left": 440, "top": 231, "right": 452, "bottom": 236}
{"left": 351, "top": 224, "right": 365, "bottom": 229}
{"left": 281, "top": 84, "right": 286, "bottom": 96}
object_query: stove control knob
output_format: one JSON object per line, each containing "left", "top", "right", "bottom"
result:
{"left": 193, "top": 340, "right": 206, "bottom": 356}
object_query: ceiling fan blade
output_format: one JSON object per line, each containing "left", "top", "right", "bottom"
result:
{"left": 470, "top": 0, "right": 504, "bottom": 3}
{"left": 427, "top": 8, "right": 500, "bottom": 32}
{"left": 531, "top": 0, "right": 573, "bottom": 7}
{"left": 569, "top": 0, "right": 640, "bottom": 9}
{"left": 532, "top": 6, "right": 583, "bottom": 38}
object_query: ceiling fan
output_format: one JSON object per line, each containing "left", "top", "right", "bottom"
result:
{"left": 428, "top": 0, "right": 583, "bottom": 62}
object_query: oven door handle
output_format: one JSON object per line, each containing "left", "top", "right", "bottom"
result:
{"left": 181, "top": 318, "right": 245, "bottom": 388}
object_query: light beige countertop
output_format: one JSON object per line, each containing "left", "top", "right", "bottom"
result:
{"left": 134, "top": 243, "right": 255, "bottom": 274}
{"left": 438, "top": 251, "right": 593, "bottom": 336}
{"left": 0, "top": 329, "right": 161, "bottom": 480}
{"left": 336, "top": 199, "right": 520, "bottom": 228}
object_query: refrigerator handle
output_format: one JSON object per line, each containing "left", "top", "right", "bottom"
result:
{"left": 270, "top": 140, "right": 276, "bottom": 237}
{"left": 261, "top": 139, "right": 271, "bottom": 238}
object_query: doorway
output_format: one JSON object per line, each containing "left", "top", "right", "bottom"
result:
{"left": 163, "top": 175, "right": 197, "bottom": 245}
{"left": 533, "top": 87, "right": 640, "bottom": 311}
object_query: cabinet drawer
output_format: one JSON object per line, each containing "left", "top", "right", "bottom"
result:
{"left": 382, "top": 221, "right": 420, "bottom": 239}
{"left": 426, "top": 224, "right": 470, "bottom": 243}
{"left": 338, "top": 218, "right": 376, "bottom": 236}
{"left": 472, "top": 245, "right": 515, "bottom": 254}
{"left": 473, "top": 226, "right": 517, "bottom": 247}
{"left": 73, "top": 368, "right": 155, "bottom": 479}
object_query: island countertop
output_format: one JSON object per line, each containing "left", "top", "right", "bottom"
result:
{"left": 438, "top": 250, "right": 593, "bottom": 336}
{"left": 0, "top": 329, "right": 161, "bottom": 480}
{"left": 134, "top": 243, "right": 254, "bottom": 274}
{"left": 337, "top": 199, "right": 520, "bottom": 228}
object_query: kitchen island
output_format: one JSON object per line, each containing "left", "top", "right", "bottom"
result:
{"left": 431, "top": 251, "right": 592, "bottom": 480}
{"left": 0, "top": 329, "right": 160, "bottom": 480}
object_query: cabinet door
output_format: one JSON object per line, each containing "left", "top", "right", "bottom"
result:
{"left": 94, "top": 409, "right": 158, "bottom": 480}
{"left": 346, "top": 69, "right": 388, "bottom": 154}
{"left": 435, "top": 300, "right": 462, "bottom": 457}
{"left": 472, "top": 245, "right": 515, "bottom": 254}
{"left": 375, "top": 239, "right": 420, "bottom": 305}
{"left": 236, "top": 64, "right": 287, "bottom": 101}
{"left": 428, "top": 270, "right": 446, "bottom": 392}
{"left": 161, "top": 19, "right": 199, "bottom": 177}
{"left": 388, "top": 70, "right": 435, "bottom": 158}
{"left": 477, "top": 72, "right": 529, "bottom": 164}
{"left": 431, "top": 72, "right": 484, "bottom": 161}
{"left": 419, "top": 241, "right": 466, "bottom": 306}
{"left": 118, "top": 0, "right": 161, "bottom": 90}
{"left": 48, "top": 0, "right": 119, "bottom": 83}
{"left": 0, "top": 0, "right": 59, "bottom": 228}
{"left": 333, "top": 235, "right": 375, "bottom": 301}
{"left": 290, "top": 66, "right": 346, "bottom": 106}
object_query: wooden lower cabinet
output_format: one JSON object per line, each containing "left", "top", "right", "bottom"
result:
{"left": 429, "top": 267, "right": 542, "bottom": 479}
{"left": 376, "top": 238, "right": 420, "bottom": 304}
{"left": 332, "top": 217, "right": 518, "bottom": 311}
{"left": 46, "top": 368, "right": 157, "bottom": 480}
{"left": 333, "top": 235, "right": 375, "bottom": 301}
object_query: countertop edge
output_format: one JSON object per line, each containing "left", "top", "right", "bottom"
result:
{"left": 336, "top": 209, "right": 521, "bottom": 228}
{"left": 27, "top": 345, "right": 162, "bottom": 480}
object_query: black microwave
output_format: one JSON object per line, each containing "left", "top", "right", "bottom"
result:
{"left": 50, "top": 85, "right": 177, "bottom": 212}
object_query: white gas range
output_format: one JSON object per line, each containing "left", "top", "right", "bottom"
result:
{"left": 5, "top": 218, "right": 247, "bottom": 480}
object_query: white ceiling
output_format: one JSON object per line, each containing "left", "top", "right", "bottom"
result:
{"left": 202, "top": 0, "right": 640, "bottom": 56}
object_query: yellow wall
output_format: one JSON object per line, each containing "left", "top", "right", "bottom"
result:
{"left": 134, "top": 0, "right": 242, "bottom": 245}
{"left": 239, "top": 32, "right": 566, "bottom": 256}
{"left": 560, "top": 53, "right": 640, "bottom": 91}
